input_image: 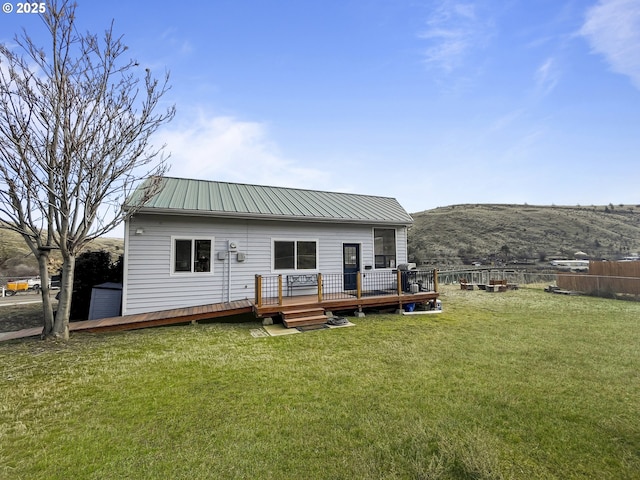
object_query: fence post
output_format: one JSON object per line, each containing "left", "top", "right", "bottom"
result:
{"left": 278, "top": 275, "right": 283, "bottom": 306}
{"left": 433, "top": 269, "right": 439, "bottom": 292}
{"left": 317, "top": 273, "right": 323, "bottom": 303}
{"left": 356, "top": 272, "right": 362, "bottom": 299}
{"left": 397, "top": 269, "right": 402, "bottom": 296}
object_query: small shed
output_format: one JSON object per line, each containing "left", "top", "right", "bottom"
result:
{"left": 88, "top": 282, "right": 123, "bottom": 320}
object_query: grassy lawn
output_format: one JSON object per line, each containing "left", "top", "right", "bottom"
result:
{"left": 0, "top": 291, "right": 58, "bottom": 332}
{"left": 1, "top": 287, "right": 639, "bottom": 479}
{"left": 0, "top": 301, "right": 47, "bottom": 332}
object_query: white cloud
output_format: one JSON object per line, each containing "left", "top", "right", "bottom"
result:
{"left": 160, "top": 28, "right": 193, "bottom": 56}
{"left": 580, "top": 0, "right": 640, "bottom": 89}
{"left": 488, "top": 108, "right": 525, "bottom": 132}
{"left": 157, "top": 112, "right": 331, "bottom": 189}
{"left": 535, "top": 57, "right": 560, "bottom": 96}
{"left": 419, "top": 1, "right": 491, "bottom": 73}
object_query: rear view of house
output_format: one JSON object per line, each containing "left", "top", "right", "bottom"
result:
{"left": 122, "top": 177, "right": 421, "bottom": 316}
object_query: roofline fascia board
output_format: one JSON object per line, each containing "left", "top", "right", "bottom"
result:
{"left": 127, "top": 207, "right": 413, "bottom": 226}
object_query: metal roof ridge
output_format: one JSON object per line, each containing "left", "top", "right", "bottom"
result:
{"left": 161, "top": 176, "right": 400, "bottom": 201}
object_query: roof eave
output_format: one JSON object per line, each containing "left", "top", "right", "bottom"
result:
{"left": 129, "top": 207, "right": 413, "bottom": 226}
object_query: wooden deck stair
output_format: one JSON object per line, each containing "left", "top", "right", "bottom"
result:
{"left": 281, "top": 307, "right": 328, "bottom": 328}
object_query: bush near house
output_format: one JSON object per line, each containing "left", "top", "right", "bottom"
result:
{"left": 70, "top": 251, "right": 123, "bottom": 320}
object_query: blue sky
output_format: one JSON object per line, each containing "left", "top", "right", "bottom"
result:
{"left": 1, "top": 0, "right": 639, "bottom": 235}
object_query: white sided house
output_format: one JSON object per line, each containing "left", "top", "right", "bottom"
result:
{"left": 122, "top": 177, "right": 417, "bottom": 316}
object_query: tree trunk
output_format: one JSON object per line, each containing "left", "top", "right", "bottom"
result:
{"left": 52, "top": 255, "right": 75, "bottom": 340}
{"left": 37, "top": 252, "right": 55, "bottom": 338}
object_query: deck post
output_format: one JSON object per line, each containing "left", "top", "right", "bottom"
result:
{"left": 433, "top": 269, "right": 439, "bottom": 292}
{"left": 397, "top": 269, "right": 403, "bottom": 312}
{"left": 278, "top": 275, "right": 283, "bottom": 306}
{"left": 356, "top": 272, "right": 362, "bottom": 299}
{"left": 255, "top": 275, "right": 263, "bottom": 308}
{"left": 317, "top": 273, "right": 323, "bottom": 303}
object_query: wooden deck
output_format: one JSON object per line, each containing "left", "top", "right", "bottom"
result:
{"left": 0, "top": 299, "right": 254, "bottom": 342}
{"left": 75, "top": 299, "right": 254, "bottom": 333}
{"left": 1, "top": 289, "right": 439, "bottom": 341}
{"left": 254, "top": 290, "right": 439, "bottom": 318}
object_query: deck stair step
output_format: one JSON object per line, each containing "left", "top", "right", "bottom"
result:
{"left": 282, "top": 307, "right": 325, "bottom": 319}
{"left": 281, "top": 308, "right": 327, "bottom": 328}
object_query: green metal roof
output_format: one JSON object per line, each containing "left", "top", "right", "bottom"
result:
{"left": 127, "top": 177, "right": 413, "bottom": 225}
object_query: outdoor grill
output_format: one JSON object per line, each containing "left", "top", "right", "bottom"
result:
{"left": 397, "top": 263, "right": 417, "bottom": 271}
{"left": 397, "top": 263, "right": 418, "bottom": 292}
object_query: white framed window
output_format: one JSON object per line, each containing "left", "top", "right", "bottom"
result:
{"left": 171, "top": 236, "right": 214, "bottom": 274}
{"left": 374, "top": 228, "right": 396, "bottom": 269}
{"left": 273, "top": 239, "right": 318, "bottom": 271}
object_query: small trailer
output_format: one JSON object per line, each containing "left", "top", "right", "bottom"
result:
{"left": 3, "top": 278, "right": 42, "bottom": 296}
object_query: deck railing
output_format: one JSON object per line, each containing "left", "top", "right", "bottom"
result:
{"left": 255, "top": 269, "right": 438, "bottom": 307}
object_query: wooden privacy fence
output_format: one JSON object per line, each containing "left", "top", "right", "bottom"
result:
{"left": 588, "top": 260, "right": 640, "bottom": 278}
{"left": 557, "top": 261, "right": 640, "bottom": 295}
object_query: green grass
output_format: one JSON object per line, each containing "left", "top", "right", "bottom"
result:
{"left": 1, "top": 287, "right": 639, "bottom": 479}
{"left": 0, "top": 301, "right": 49, "bottom": 331}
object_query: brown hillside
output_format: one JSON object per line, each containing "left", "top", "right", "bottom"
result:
{"left": 0, "top": 228, "right": 124, "bottom": 278}
{"left": 409, "top": 204, "right": 640, "bottom": 266}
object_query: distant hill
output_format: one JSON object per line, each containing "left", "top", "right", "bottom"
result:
{"left": 408, "top": 204, "right": 640, "bottom": 267}
{"left": 0, "top": 228, "right": 124, "bottom": 278}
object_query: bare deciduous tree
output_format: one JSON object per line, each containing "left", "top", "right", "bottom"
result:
{"left": 0, "top": 0, "right": 175, "bottom": 339}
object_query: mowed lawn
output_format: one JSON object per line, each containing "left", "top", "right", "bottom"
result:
{"left": 1, "top": 287, "right": 639, "bottom": 479}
